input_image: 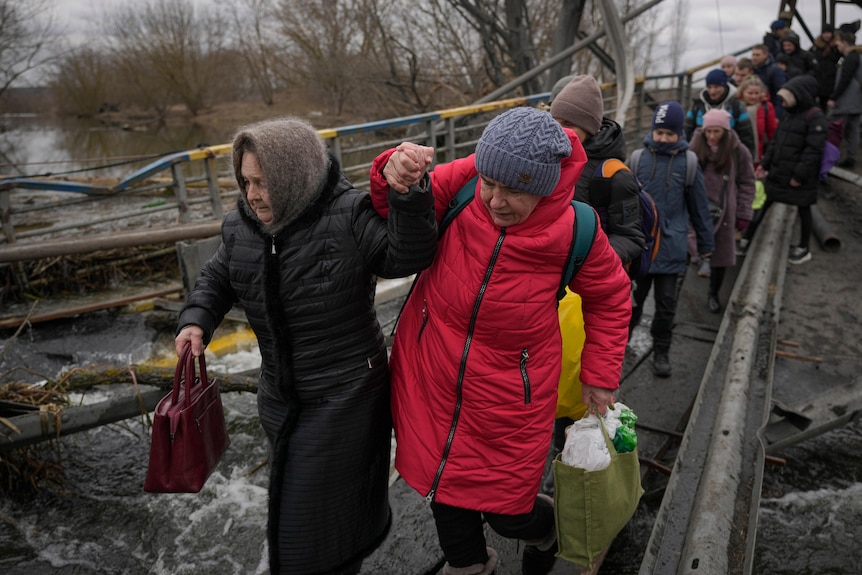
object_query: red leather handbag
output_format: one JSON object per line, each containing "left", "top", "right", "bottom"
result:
{"left": 144, "top": 342, "right": 230, "bottom": 493}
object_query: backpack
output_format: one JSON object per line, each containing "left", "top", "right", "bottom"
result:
{"left": 441, "top": 175, "right": 597, "bottom": 301}
{"left": 627, "top": 149, "right": 697, "bottom": 277}
{"left": 589, "top": 158, "right": 659, "bottom": 279}
{"left": 628, "top": 148, "right": 698, "bottom": 192}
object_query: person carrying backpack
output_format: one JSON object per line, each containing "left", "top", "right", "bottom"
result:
{"left": 628, "top": 102, "right": 715, "bottom": 377}
{"left": 537, "top": 75, "right": 648, "bottom": 497}
{"left": 369, "top": 107, "right": 632, "bottom": 575}
{"left": 549, "top": 75, "right": 646, "bottom": 269}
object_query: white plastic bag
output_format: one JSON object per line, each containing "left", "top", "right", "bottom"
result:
{"left": 560, "top": 403, "right": 631, "bottom": 471}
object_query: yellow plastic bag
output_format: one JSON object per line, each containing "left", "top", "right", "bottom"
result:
{"left": 753, "top": 179, "right": 766, "bottom": 211}
{"left": 556, "top": 290, "right": 588, "bottom": 420}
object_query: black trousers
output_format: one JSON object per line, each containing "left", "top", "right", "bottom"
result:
{"left": 743, "top": 200, "right": 813, "bottom": 250}
{"left": 430, "top": 497, "right": 554, "bottom": 568}
{"left": 631, "top": 273, "right": 683, "bottom": 349}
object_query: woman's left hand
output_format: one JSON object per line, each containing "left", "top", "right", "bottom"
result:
{"left": 581, "top": 383, "right": 615, "bottom": 416}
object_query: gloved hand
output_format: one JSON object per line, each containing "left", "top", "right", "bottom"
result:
{"left": 736, "top": 219, "right": 750, "bottom": 231}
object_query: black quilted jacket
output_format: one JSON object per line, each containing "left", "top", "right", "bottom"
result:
{"left": 178, "top": 159, "right": 436, "bottom": 573}
{"left": 762, "top": 76, "right": 827, "bottom": 206}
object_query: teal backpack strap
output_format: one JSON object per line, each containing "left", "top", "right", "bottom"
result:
{"left": 439, "top": 175, "right": 479, "bottom": 235}
{"left": 557, "top": 200, "right": 598, "bottom": 301}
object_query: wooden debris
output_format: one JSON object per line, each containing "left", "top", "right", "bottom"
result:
{"left": 775, "top": 349, "right": 823, "bottom": 363}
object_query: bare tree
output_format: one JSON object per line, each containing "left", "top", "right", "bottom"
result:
{"left": 228, "top": 0, "right": 279, "bottom": 106}
{"left": 668, "top": 0, "right": 689, "bottom": 74}
{"left": 50, "top": 47, "right": 114, "bottom": 116}
{"left": 104, "top": 0, "right": 228, "bottom": 116}
{"left": 275, "top": 0, "right": 369, "bottom": 116}
{"left": 545, "top": 0, "right": 587, "bottom": 87}
{"left": 0, "top": 0, "right": 58, "bottom": 99}
{"left": 444, "top": 0, "right": 544, "bottom": 94}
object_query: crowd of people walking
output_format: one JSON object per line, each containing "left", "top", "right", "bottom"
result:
{"left": 170, "top": 14, "right": 860, "bottom": 575}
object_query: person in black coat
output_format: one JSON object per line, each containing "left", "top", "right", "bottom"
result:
{"left": 810, "top": 24, "right": 842, "bottom": 110}
{"left": 746, "top": 76, "right": 827, "bottom": 265}
{"left": 175, "top": 117, "right": 438, "bottom": 574}
{"left": 779, "top": 32, "right": 818, "bottom": 77}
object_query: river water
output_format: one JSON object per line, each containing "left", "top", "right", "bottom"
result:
{"left": 2, "top": 116, "right": 861, "bottom": 573}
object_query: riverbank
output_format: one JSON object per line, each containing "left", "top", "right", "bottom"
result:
{"left": 1, "top": 86, "right": 357, "bottom": 136}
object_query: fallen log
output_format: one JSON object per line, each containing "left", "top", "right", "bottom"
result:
{"left": 0, "top": 365, "right": 258, "bottom": 452}
{"left": 59, "top": 363, "right": 259, "bottom": 393}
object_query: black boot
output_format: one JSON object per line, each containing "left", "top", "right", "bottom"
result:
{"left": 521, "top": 540, "right": 558, "bottom": 575}
{"left": 652, "top": 345, "right": 672, "bottom": 377}
{"left": 708, "top": 292, "right": 721, "bottom": 313}
{"left": 521, "top": 494, "right": 557, "bottom": 575}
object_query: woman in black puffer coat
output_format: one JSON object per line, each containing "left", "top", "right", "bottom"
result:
{"left": 749, "top": 75, "right": 827, "bottom": 264}
{"left": 176, "top": 117, "right": 438, "bottom": 574}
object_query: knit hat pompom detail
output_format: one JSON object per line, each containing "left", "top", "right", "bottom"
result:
{"left": 549, "top": 74, "right": 604, "bottom": 136}
{"left": 474, "top": 107, "right": 572, "bottom": 197}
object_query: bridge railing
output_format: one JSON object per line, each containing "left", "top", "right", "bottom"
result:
{"left": 0, "top": 45, "right": 757, "bottom": 255}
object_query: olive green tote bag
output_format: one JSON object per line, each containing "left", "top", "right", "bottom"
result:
{"left": 552, "top": 417, "right": 644, "bottom": 568}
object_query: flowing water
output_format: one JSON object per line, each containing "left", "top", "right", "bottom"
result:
{"left": 2, "top": 116, "right": 861, "bottom": 573}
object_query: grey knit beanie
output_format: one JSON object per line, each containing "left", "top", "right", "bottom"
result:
{"left": 474, "top": 107, "right": 572, "bottom": 197}
{"left": 232, "top": 116, "right": 330, "bottom": 234}
{"left": 549, "top": 75, "right": 604, "bottom": 136}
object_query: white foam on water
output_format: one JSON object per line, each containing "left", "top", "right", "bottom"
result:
{"left": 207, "top": 348, "right": 262, "bottom": 373}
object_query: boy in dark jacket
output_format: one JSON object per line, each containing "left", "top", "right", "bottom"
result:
{"left": 628, "top": 102, "right": 715, "bottom": 377}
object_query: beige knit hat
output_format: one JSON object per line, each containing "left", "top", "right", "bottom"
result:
{"left": 549, "top": 75, "right": 604, "bottom": 136}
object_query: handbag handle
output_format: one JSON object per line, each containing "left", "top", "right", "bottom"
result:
{"left": 171, "top": 342, "right": 210, "bottom": 406}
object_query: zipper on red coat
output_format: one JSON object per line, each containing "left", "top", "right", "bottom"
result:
{"left": 425, "top": 228, "right": 507, "bottom": 502}
{"left": 520, "top": 348, "right": 531, "bottom": 404}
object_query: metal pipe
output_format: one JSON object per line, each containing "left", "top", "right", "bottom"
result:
{"left": 811, "top": 204, "right": 841, "bottom": 252}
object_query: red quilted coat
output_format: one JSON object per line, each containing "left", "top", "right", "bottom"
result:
{"left": 370, "top": 131, "right": 632, "bottom": 515}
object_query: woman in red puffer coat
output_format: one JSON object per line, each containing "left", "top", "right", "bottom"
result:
{"left": 370, "top": 107, "right": 631, "bottom": 575}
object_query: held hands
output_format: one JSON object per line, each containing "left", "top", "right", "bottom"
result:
{"left": 754, "top": 165, "right": 767, "bottom": 180}
{"left": 382, "top": 142, "right": 435, "bottom": 193}
{"left": 789, "top": 177, "right": 802, "bottom": 188}
{"left": 581, "top": 383, "right": 615, "bottom": 416}
{"left": 176, "top": 325, "right": 205, "bottom": 357}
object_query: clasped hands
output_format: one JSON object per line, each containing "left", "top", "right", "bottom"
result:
{"left": 383, "top": 142, "right": 435, "bottom": 193}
